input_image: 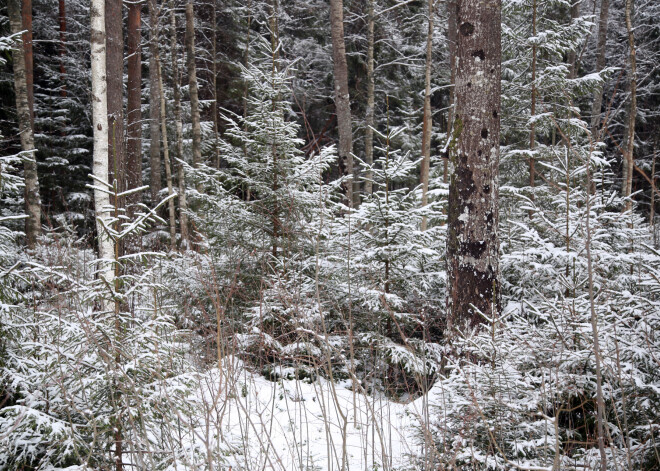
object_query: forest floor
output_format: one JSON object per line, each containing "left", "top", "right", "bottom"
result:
{"left": 181, "top": 359, "right": 425, "bottom": 471}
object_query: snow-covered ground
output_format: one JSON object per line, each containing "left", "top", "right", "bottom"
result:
{"left": 182, "top": 360, "right": 430, "bottom": 471}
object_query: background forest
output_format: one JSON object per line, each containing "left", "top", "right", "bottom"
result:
{"left": 1, "top": 0, "right": 660, "bottom": 470}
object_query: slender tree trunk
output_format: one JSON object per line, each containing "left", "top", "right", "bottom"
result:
{"left": 126, "top": 1, "right": 142, "bottom": 212}
{"left": 185, "top": 0, "right": 203, "bottom": 171}
{"left": 567, "top": 0, "right": 580, "bottom": 79}
{"left": 623, "top": 0, "right": 636, "bottom": 210}
{"left": 212, "top": 0, "right": 220, "bottom": 168}
{"left": 105, "top": 0, "right": 125, "bottom": 195}
{"left": 590, "top": 0, "right": 609, "bottom": 137}
{"left": 446, "top": 0, "right": 502, "bottom": 329}
{"left": 148, "top": 0, "right": 162, "bottom": 203}
{"left": 329, "top": 0, "right": 356, "bottom": 207}
{"left": 21, "top": 0, "right": 34, "bottom": 125}
{"left": 420, "top": 0, "right": 434, "bottom": 231}
{"left": 171, "top": 1, "right": 189, "bottom": 246}
{"left": 364, "top": 0, "right": 375, "bottom": 197}
{"left": 9, "top": 0, "right": 41, "bottom": 249}
{"left": 157, "top": 56, "right": 177, "bottom": 250}
{"left": 58, "top": 0, "right": 66, "bottom": 97}
{"left": 529, "top": 0, "right": 537, "bottom": 201}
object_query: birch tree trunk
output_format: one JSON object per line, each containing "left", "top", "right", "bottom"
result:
{"left": 149, "top": 0, "right": 162, "bottom": 203}
{"left": 623, "top": 0, "right": 636, "bottom": 211}
{"left": 90, "top": 0, "right": 115, "bottom": 284}
{"left": 420, "top": 0, "right": 434, "bottom": 231}
{"left": 126, "top": 1, "right": 142, "bottom": 210}
{"left": 364, "top": 0, "right": 374, "bottom": 197}
{"left": 329, "top": 0, "right": 356, "bottom": 207}
{"left": 446, "top": 0, "right": 501, "bottom": 329}
{"left": 590, "top": 0, "right": 609, "bottom": 136}
{"left": 185, "top": 0, "right": 203, "bottom": 171}
{"left": 9, "top": 0, "right": 41, "bottom": 249}
{"left": 171, "top": 1, "right": 189, "bottom": 246}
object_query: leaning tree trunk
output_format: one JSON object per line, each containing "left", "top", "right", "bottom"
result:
{"left": 329, "top": 0, "right": 356, "bottom": 207}
{"left": 148, "top": 0, "right": 162, "bottom": 203}
{"left": 185, "top": 0, "right": 203, "bottom": 172}
{"left": 446, "top": 0, "right": 502, "bottom": 330}
{"left": 363, "top": 0, "right": 375, "bottom": 197}
{"left": 590, "top": 0, "right": 609, "bottom": 137}
{"left": 623, "top": 0, "right": 636, "bottom": 211}
{"left": 9, "top": 0, "right": 41, "bottom": 249}
{"left": 126, "top": 1, "right": 142, "bottom": 212}
{"left": 420, "top": 0, "right": 434, "bottom": 231}
{"left": 171, "top": 1, "right": 189, "bottom": 246}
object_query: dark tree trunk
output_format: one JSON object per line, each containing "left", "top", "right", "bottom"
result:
{"left": 21, "top": 0, "right": 34, "bottom": 125}
{"left": 105, "top": 0, "right": 125, "bottom": 192}
{"left": 126, "top": 1, "right": 142, "bottom": 212}
{"left": 446, "top": 0, "right": 502, "bottom": 330}
{"left": 329, "top": 0, "right": 356, "bottom": 207}
{"left": 149, "top": 0, "right": 162, "bottom": 203}
{"left": 591, "top": 0, "right": 609, "bottom": 136}
{"left": 185, "top": 0, "right": 202, "bottom": 172}
{"left": 58, "top": 0, "right": 67, "bottom": 97}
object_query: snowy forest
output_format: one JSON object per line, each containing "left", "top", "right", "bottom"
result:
{"left": 1, "top": 0, "right": 659, "bottom": 469}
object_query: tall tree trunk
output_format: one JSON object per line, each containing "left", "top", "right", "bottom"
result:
{"left": 58, "top": 0, "right": 66, "bottom": 97}
{"left": 590, "top": 0, "right": 609, "bottom": 136}
{"left": 126, "top": 1, "right": 142, "bottom": 211}
{"left": 21, "top": 0, "right": 34, "bottom": 125}
{"left": 9, "top": 0, "right": 41, "bottom": 249}
{"left": 157, "top": 56, "right": 177, "bottom": 250}
{"left": 148, "top": 0, "right": 162, "bottom": 203}
{"left": 105, "top": 0, "right": 125, "bottom": 195}
{"left": 364, "top": 0, "right": 375, "bottom": 197}
{"left": 529, "top": 0, "right": 537, "bottom": 200}
{"left": 446, "top": 0, "right": 502, "bottom": 329}
{"left": 420, "top": 0, "right": 434, "bottom": 231}
{"left": 171, "top": 1, "right": 189, "bottom": 246}
{"left": 212, "top": 0, "right": 220, "bottom": 168}
{"left": 567, "top": 0, "right": 580, "bottom": 79}
{"left": 185, "top": 0, "right": 202, "bottom": 171}
{"left": 623, "top": 0, "right": 636, "bottom": 211}
{"left": 329, "top": 0, "right": 356, "bottom": 207}
{"left": 445, "top": 0, "right": 457, "bottom": 185}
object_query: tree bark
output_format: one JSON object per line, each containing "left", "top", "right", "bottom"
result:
{"left": 446, "top": 0, "right": 501, "bottom": 330}
{"left": 9, "top": 0, "right": 41, "bottom": 249}
{"left": 329, "top": 0, "right": 356, "bottom": 207}
{"left": 529, "top": 0, "right": 537, "bottom": 201}
{"left": 623, "top": 0, "right": 636, "bottom": 211}
{"left": 212, "top": 0, "right": 220, "bottom": 168}
{"left": 590, "top": 0, "right": 609, "bottom": 137}
{"left": 185, "top": 0, "right": 203, "bottom": 171}
{"left": 105, "top": 0, "right": 125, "bottom": 194}
{"left": 364, "top": 0, "right": 375, "bottom": 197}
{"left": 126, "top": 1, "right": 142, "bottom": 210}
{"left": 21, "top": 0, "right": 34, "bottom": 125}
{"left": 567, "top": 0, "right": 580, "bottom": 79}
{"left": 171, "top": 1, "right": 189, "bottom": 246}
{"left": 420, "top": 0, "right": 434, "bottom": 231}
{"left": 446, "top": 0, "right": 457, "bottom": 185}
{"left": 148, "top": 0, "right": 162, "bottom": 203}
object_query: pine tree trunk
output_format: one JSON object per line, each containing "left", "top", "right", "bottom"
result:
{"left": 105, "top": 0, "right": 125, "bottom": 194}
{"left": 149, "top": 0, "right": 162, "bottom": 204}
{"left": 185, "top": 1, "right": 202, "bottom": 171}
{"left": 623, "top": 0, "right": 636, "bottom": 211}
{"left": 446, "top": 0, "right": 457, "bottom": 185}
{"left": 567, "top": 0, "right": 580, "bottom": 79}
{"left": 446, "top": 0, "right": 501, "bottom": 329}
{"left": 364, "top": 0, "right": 374, "bottom": 197}
{"left": 58, "top": 0, "right": 66, "bottom": 97}
{"left": 329, "top": 0, "right": 356, "bottom": 207}
{"left": 171, "top": 1, "right": 189, "bottom": 246}
{"left": 212, "top": 0, "right": 220, "bottom": 169}
{"left": 9, "top": 0, "right": 41, "bottom": 249}
{"left": 420, "top": 0, "right": 433, "bottom": 231}
{"left": 126, "top": 1, "right": 142, "bottom": 211}
{"left": 590, "top": 0, "right": 609, "bottom": 136}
